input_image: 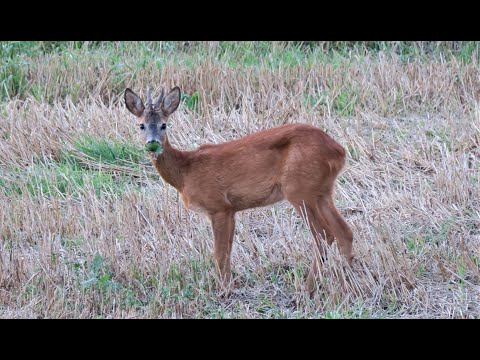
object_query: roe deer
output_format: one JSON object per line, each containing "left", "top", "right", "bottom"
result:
{"left": 124, "top": 86, "right": 353, "bottom": 292}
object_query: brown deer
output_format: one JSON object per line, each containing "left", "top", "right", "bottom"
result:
{"left": 124, "top": 86, "right": 353, "bottom": 292}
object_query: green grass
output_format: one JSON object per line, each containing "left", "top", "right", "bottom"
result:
{"left": 82, "top": 253, "right": 116, "bottom": 291}
{"left": 0, "top": 56, "right": 29, "bottom": 101}
{"left": 60, "top": 236, "right": 83, "bottom": 250}
{"left": 0, "top": 161, "right": 133, "bottom": 198}
{"left": 69, "top": 135, "right": 145, "bottom": 167}
{"left": 182, "top": 91, "right": 200, "bottom": 112}
{"left": 323, "top": 306, "right": 369, "bottom": 319}
{"left": 333, "top": 90, "right": 358, "bottom": 116}
{"left": 72, "top": 253, "right": 148, "bottom": 312}
{"left": 1, "top": 41, "right": 478, "bottom": 102}
{"left": 0, "top": 135, "right": 148, "bottom": 199}
{"left": 406, "top": 236, "right": 426, "bottom": 255}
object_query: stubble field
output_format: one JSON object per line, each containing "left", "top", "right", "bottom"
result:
{"left": 0, "top": 41, "right": 479, "bottom": 318}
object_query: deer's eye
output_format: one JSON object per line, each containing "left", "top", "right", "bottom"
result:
{"left": 140, "top": 124, "right": 145, "bottom": 130}
{"left": 161, "top": 124, "right": 167, "bottom": 130}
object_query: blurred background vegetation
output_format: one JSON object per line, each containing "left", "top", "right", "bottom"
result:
{"left": 1, "top": 41, "right": 478, "bottom": 102}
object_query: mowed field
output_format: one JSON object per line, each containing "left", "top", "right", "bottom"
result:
{"left": 0, "top": 41, "right": 479, "bottom": 318}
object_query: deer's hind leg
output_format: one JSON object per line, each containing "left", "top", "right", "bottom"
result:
{"left": 287, "top": 198, "right": 335, "bottom": 293}
{"left": 316, "top": 195, "right": 353, "bottom": 265}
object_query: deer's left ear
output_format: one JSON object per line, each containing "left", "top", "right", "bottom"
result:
{"left": 125, "top": 88, "right": 145, "bottom": 117}
{"left": 162, "top": 87, "right": 181, "bottom": 116}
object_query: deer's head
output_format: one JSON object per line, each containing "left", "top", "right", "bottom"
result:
{"left": 124, "top": 86, "right": 181, "bottom": 155}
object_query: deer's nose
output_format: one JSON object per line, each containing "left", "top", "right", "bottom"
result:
{"left": 145, "top": 139, "right": 162, "bottom": 153}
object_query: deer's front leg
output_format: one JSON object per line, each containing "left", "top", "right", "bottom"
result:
{"left": 210, "top": 210, "right": 235, "bottom": 285}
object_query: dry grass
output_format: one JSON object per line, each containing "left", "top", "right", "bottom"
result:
{"left": 0, "top": 42, "right": 479, "bottom": 318}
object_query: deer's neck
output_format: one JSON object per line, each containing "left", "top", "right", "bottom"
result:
{"left": 151, "top": 137, "right": 189, "bottom": 192}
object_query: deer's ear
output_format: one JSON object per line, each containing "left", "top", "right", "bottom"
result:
{"left": 162, "top": 87, "right": 181, "bottom": 116}
{"left": 125, "top": 88, "right": 145, "bottom": 117}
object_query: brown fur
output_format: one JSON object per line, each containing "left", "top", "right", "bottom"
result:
{"left": 125, "top": 87, "right": 353, "bottom": 293}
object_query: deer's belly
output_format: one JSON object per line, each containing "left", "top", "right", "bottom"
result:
{"left": 181, "top": 181, "right": 284, "bottom": 214}
{"left": 226, "top": 183, "right": 284, "bottom": 211}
